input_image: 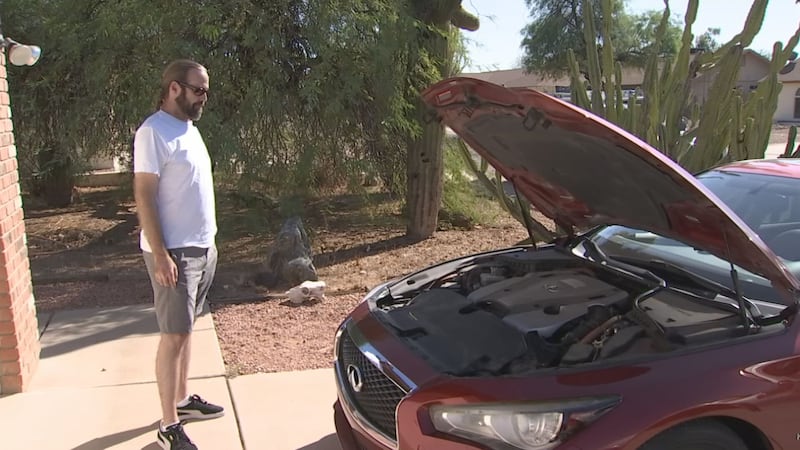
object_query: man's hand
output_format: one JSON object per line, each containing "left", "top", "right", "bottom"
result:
{"left": 153, "top": 252, "right": 178, "bottom": 288}
{"left": 134, "top": 172, "right": 176, "bottom": 287}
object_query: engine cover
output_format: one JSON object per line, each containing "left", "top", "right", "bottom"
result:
{"left": 467, "top": 269, "right": 628, "bottom": 337}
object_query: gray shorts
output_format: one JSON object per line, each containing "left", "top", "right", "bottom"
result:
{"left": 143, "top": 246, "right": 218, "bottom": 334}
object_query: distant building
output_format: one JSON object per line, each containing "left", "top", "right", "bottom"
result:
{"left": 774, "top": 58, "right": 800, "bottom": 122}
{"left": 461, "top": 49, "right": 771, "bottom": 108}
{"left": 689, "top": 49, "right": 770, "bottom": 106}
{"left": 460, "top": 66, "right": 647, "bottom": 96}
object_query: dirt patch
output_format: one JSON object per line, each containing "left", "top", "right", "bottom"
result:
{"left": 770, "top": 123, "right": 792, "bottom": 145}
{"left": 212, "top": 225, "right": 527, "bottom": 375}
{"left": 212, "top": 294, "right": 364, "bottom": 375}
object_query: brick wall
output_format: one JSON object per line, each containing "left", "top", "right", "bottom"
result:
{"left": 0, "top": 52, "right": 39, "bottom": 394}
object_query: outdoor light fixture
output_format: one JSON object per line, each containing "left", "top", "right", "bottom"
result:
{"left": 0, "top": 36, "right": 41, "bottom": 66}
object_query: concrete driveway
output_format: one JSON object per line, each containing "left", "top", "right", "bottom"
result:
{"left": 0, "top": 304, "right": 341, "bottom": 450}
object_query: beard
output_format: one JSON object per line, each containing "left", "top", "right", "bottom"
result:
{"left": 177, "top": 90, "right": 204, "bottom": 120}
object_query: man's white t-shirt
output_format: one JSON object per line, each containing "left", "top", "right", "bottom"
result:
{"left": 133, "top": 110, "right": 217, "bottom": 252}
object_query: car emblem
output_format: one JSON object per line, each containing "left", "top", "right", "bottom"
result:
{"left": 544, "top": 282, "right": 559, "bottom": 293}
{"left": 347, "top": 364, "right": 364, "bottom": 393}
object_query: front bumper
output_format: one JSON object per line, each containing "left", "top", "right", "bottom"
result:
{"left": 333, "top": 399, "right": 391, "bottom": 450}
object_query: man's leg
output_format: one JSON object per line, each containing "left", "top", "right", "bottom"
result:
{"left": 179, "top": 244, "right": 216, "bottom": 402}
{"left": 144, "top": 250, "right": 196, "bottom": 425}
{"left": 144, "top": 250, "right": 199, "bottom": 449}
{"left": 176, "top": 332, "right": 191, "bottom": 403}
{"left": 157, "top": 332, "right": 190, "bottom": 425}
{"left": 173, "top": 246, "right": 224, "bottom": 421}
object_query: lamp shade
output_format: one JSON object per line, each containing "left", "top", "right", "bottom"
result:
{"left": 8, "top": 44, "right": 41, "bottom": 66}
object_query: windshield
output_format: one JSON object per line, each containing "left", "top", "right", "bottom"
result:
{"left": 589, "top": 169, "right": 800, "bottom": 303}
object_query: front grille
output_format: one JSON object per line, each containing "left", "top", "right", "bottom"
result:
{"left": 339, "top": 331, "right": 407, "bottom": 440}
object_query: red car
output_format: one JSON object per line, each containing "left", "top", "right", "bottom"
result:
{"left": 332, "top": 77, "right": 800, "bottom": 450}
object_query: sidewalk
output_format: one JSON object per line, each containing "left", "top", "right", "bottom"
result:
{"left": 0, "top": 303, "right": 341, "bottom": 450}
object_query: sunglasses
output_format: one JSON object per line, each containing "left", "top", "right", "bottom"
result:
{"left": 176, "top": 80, "right": 209, "bottom": 97}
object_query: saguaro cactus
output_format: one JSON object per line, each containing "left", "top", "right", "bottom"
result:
{"left": 406, "top": 1, "right": 479, "bottom": 241}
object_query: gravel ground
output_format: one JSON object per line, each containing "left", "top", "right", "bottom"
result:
{"left": 31, "top": 223, "right": 528, "bottom": 376}
{"left": 210, "top": 224, "right": 528, "bottom": 375}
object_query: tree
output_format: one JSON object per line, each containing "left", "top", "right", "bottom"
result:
{"left": 4, "top": 0, "right": 422, "bottom": 207}
{"left": 521, "top": 0, "right": 681, "bottom": 76}
{"left": 695, "top": 27, "right": 721, "bottom": 52}
{"left": 5, "top": 0, "right": 482, "bottom": 243}
{"left": 625, "top": 10, "right": 683, "bottom": 65}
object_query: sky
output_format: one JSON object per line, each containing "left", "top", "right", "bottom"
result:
{"left": 462, "top": 0, "right": 800, "bottom": 72}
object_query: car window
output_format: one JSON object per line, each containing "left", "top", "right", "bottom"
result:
{"left": 700, "top": 170, "right": 800, "bottom": 261}
{"left": 588, "top": 169, "right": 800, "bottom": 302}
{"left": 699, "top": 170, "right": 800, "bottom": 229}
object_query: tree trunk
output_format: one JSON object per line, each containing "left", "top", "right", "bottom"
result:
{"left": 38, "top": 147, "right": 75, "bottom": 208}
{"left": 406, "top": 25, "right": 451, "bottom": 241}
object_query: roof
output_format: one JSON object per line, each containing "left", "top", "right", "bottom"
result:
{"left": 779, "top": 60, "right": 800, "bottom": 82}
{"left": 458, "top": 68, "right": 571, "bottom": 88}
{"left": 464, "top": 49, "right": 773, "bottom": 88}
{"left": 743, "top": 48, "right": 771, "bottom": 65}
{"left": 459, "top": 67, "right": 650, "bottom": 89}
{"left": 719, "top": 158, "right": 800, "bottom": 179}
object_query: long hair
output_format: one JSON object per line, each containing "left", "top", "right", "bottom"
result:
{"left": 158, "top": 59, "right": 206, "bottom": 107}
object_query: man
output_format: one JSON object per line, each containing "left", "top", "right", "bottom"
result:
{"left": 134, "top": 59, "right": 223, "bottom": 450}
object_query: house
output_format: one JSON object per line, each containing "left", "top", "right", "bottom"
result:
{"left": 774, "top": 59, "right": 800, "bottom": 122}
{"left": 459, "top": 66, "right": 647, "bottom": 99}
{"left": 462, "top": 48, "right": 772, "bottom": 108}
{"left": 458, "top": 68, "right": 572, "bottom": 95}
{"left": 78, "top": 152, "right": 130, "bottom": 187}
{"left": 690, "top": 49, "right": 771, "bottom": 105}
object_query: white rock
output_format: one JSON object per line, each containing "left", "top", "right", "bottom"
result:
{"left": 285, "top": 280, "right": 327, "bottom": 305}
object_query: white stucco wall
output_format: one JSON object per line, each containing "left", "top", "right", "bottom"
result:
{"left": 689, "top": 52, "right": 769, "bottom": 106}
{"left": 775, "top": 82, "right": 800, "bottom": 123}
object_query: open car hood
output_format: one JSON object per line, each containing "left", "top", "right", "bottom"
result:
{"left": 422, "top": 77, "right": 800, "bottom": 305}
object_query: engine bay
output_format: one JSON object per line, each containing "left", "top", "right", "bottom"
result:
{"left": 375, "top": 247, "right": 750, "bottom": 376}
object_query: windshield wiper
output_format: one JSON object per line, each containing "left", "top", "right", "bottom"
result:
{"left": 578, "top": 238, "right": 665, "bottom": 287}
{"left": 611, "top": 256, "right": 734, "bottom": 296}
{"left": 611, "top": 255, "right": 757, "bottom": 327}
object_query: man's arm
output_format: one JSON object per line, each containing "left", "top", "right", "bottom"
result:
{"left": 134, "top": 173, "right": 177, "bottom": 287}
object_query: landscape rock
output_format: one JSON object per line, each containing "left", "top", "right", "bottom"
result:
{"left": 258, "top": 217, "right": 318, "bottom": 289}
{"left": 285, "top": 280, "right": 327, "bottom": 305}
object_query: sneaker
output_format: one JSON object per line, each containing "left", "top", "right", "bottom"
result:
{"left": 157, "top": 422, "right": 197, "bottom": 450}
{"left": 177, "top": 394, "right": 225, "bottom": 421}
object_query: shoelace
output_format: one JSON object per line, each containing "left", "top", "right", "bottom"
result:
{"left": 190, "top": 394, "right": 208, "bottom": 405}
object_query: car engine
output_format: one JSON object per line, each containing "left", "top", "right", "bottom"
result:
{"left": 376, "top": 248, "right": 744, "bottom": 376}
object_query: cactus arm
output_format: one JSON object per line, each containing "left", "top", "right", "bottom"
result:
{"left": 581, "top": 0, "right": 605, "bottom": 115}
{"left": 600, "top": 0, "right": 617, "bottom": 122}
{"left": 783, "top": 126, "right": 797, "bottom": 158}
{"left": 568, "top": 50, "right": 592, "bottom": 108}
{"left": 455, "top": 139, "right": 557, "bottom": 241}
{"left": 614, "top": 62, "right": 626, "bottom": 127}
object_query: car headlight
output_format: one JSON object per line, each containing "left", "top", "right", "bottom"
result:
{"left": 430, "top": 396, "right": 619, "bottom": 450}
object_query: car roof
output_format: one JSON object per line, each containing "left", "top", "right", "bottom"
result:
{"left": 716, "top": 159, "right": 800, "bottom": 179}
